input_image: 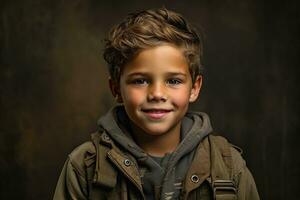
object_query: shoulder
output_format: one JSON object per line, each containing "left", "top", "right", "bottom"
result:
{"left": 54, "top": 142, "right": 95, "bottom": 199}
{"left": 67, "top": 141, "right": 96, "bottom": 175}
{"left": 230, "top": 144, "right": 246, "bottom": 174}
{"left": 208, "top": 135, "right": 246, "bottom": 174}
{"left": 69, "top": 141, "right": 96, "bottom": 160}
{"left": 207, "top": 135, "right": 260, "bottom": 198}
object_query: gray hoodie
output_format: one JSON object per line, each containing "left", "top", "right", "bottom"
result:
{"left": 97, "top": 106, "right": 213, "bottom": 200}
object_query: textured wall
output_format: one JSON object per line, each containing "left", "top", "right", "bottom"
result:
{"left": 0, "top": 0, "right": 299, "bottom": 199}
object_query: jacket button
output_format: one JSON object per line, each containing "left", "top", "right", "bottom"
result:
{"left": 124, "top": 159, "right": 131, "bottom": 166}
{"left": 102, "top": 134, "right": 110, "bottom": 141}
{"left": 191, "top": 174, "right": 199, "bottom": 183}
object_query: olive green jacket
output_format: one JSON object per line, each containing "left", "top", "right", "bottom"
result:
{"left": 53, "top": 132, "right": 259, "bottom": 200}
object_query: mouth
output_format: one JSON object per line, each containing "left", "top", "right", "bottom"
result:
{"left": 141, "top": 108, "right": 172, "bottom": 120}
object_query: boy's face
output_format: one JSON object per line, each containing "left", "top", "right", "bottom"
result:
{"left": 110, "top": 44, "right": 202, "bottom": 137}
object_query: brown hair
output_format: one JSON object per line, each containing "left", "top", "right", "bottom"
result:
{"left": 103, "top": 8, "right": 203, "bottom": 83}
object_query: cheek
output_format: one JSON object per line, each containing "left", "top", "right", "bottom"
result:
{"left": 122, "top": 87, "right": 146, "bottom": 106}
{"left": 170, "top": 88, "right": 191, "bottom": 107}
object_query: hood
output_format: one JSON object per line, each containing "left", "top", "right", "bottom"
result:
{"left": 97, "top": 105, "right": 213, "bottom": 161}
{"left": 97, "top": 105, "right": 213, "bottom": 199}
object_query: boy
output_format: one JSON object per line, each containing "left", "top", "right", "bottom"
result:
{"left": 53, "top": 8, "right": 259, "bottom": 200}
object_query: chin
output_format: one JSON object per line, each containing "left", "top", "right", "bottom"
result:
{"left": 141, "top": 125, "right": 172, "bottom": 136}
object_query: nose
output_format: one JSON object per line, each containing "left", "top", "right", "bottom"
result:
{"left": 147, "top": 82, "right": 167, "bottom": 102}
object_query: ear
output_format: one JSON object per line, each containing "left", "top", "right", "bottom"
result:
{"left": 109, "top": 77, "right": 123, "bottom": 103}
{"left": 189, "top": 75, "right": 202, "bottom": 102}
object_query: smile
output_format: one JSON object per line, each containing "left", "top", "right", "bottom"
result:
{"left": 141, "top": 109, "right": 172, "bottom": 120}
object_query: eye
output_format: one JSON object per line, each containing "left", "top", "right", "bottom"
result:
{"left": 131, "top": 78, "right": 149, "bottom": 85}
{"left": 166, "top": 79, "right": 182, "bottom": 85}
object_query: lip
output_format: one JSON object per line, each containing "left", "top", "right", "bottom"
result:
{"left": 141, "top": 108, "right": 172, "bottom": 120}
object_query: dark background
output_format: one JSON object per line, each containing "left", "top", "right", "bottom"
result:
{"left": 0, "top": 0, "right": 299, "bottom": 199}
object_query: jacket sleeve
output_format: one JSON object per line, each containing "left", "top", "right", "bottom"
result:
{"left": 53, "top": 157, "right": 88, "bottom": 200}
{"left": 236, "top": 166, "right": 260, "bottom": 200}
{"left": 231, "top": 147, "right": 260, "bottom": 200}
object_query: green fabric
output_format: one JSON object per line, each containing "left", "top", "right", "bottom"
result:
{"left": 53, "top": 106, "right": 260, "bottom": 200}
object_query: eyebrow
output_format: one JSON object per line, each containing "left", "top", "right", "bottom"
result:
{"left": 127, "top": 72, "right": 187, "bottom": 77}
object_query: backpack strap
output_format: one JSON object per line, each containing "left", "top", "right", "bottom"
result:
{"left": 208, "top": 135, "right": 237, "bottom": 200}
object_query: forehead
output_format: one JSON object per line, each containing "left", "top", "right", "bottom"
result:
{"left": 122, "top": 45, "right": 189, "bottom": 75}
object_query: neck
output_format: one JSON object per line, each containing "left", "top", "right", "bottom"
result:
{"left": 130, "top": 123, "right": 181, "bottom": 157}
